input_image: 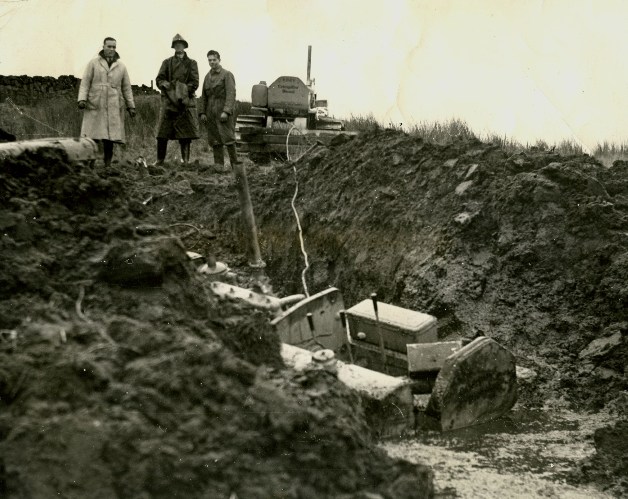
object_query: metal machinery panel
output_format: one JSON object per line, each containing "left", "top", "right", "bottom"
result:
{"left": 270, "top": 287, "right": 346, "bottom": 351}
{"left": 345, "top": 300, "right": 438, "bottom": 353}
{"left": 407, "top": 340, "right": 463, "bottom": 373}
{"left": 350, "top": 339, "right": 409, "bottom": 376}
{"left": 268, "top": 76, "right": 311, "bottom": 114}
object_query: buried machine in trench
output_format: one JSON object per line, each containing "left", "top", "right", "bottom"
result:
{"left": 0, "top": 128, "right": 519, "bottom": 438}
{"left": 206, "top": 273, "right": 519, "bottom": 436}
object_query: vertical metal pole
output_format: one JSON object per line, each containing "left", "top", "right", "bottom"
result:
{"left": 339, "top": 310, "right": 354, "bottom": 364}
{"left": 307, "top": 45, "right": 312, "bottom": 85}
{"left": 233, "top": 162, "right": 265, "bottom": 268}
{"left": 371, "top": 293, "right": 388, "bottom": 374}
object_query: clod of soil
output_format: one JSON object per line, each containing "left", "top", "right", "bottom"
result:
{"left": 0, "top": 149, "right": 433, "bottom": 498}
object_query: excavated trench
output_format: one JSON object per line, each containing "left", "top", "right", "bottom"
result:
{"left": 132, "top": 130, "right": 627, "bottom": 496}
{"left": 235, "top": 131, "right": 628, "bottom": 497}
{"left": 1, "top": 128, "right": 626, "bottom": 497}
{"left": 0, "top": 149, "right": 434, "bottom": 499}
{"left": 124, "top": 132, "right": 628, "bottom": 497}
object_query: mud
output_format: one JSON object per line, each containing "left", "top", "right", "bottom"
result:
{"left": 382, "top": 408, "right": 617, "bottom": 498}
{"left": 0, "top": 149, "right": 433, "bottom": 498}
{"left": 3, "top": 125, "right": 627, "bottom": 497}
{"left": 575, "top": 418, "right": 628, "bottom": 497}
{"left": 127, "top": 130, "right": 627, "bottom": 496}
{"left": 243, "top": 131, "right": 628, "bottom": 409}
{"left": 241, "top": 131, "right": 628, "bottom": 495}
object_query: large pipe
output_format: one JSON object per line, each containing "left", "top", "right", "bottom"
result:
{"left": 307, "top": 45, "right": 312, "bottom": 85}
{"left": 278, "top": 294, "right": 306, "bottom": 307}
{"left": 233, "top": 162, "right": 265, "bottom": 267}
{"left": 0, "top": 137, "right": 98, "bottom": 162}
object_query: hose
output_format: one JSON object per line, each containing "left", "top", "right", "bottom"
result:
{"left": 287, "top": 125, "right": 311, "bottom": 297}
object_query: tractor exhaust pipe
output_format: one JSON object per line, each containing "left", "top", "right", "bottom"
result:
{"left": 307, "top": 45, "right": 312, "bottom": 85}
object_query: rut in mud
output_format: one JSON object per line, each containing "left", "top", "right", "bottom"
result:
{"left": 0, "top": 149, "right": 433, "bottom": 498}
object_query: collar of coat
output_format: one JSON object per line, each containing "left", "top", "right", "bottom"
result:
{"left": 172, "top": 52, "right": 189, "bottom": 61}
{"left": 98, "top": 50, "right": 120, "bottom": 62}
{"left": 210, "top": 65, "right": 223, "bottom": 74}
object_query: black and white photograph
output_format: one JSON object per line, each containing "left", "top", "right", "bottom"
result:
{"left": 0, "top": 1, "right": 626, "bottom": 497}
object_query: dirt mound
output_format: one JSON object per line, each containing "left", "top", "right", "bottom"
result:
{"left": 0, "top": 149, "right": 433, "bottom": 498}
{"left": 248, "top": 130, "right": 627, "bottom": 411}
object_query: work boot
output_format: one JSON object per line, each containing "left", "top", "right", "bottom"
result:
{"left": 212, "top": 146, "right": 226, "bottom": 171}
{"left": 226, "top": 143, "right": 239, "bottom": 168}
{"left": 179, "top": 140, "right": 191, "bottom": 164}
{"left": 103, "top": 140, "right": 114, "bottom": 167}
{"left": 153, "top": 139, "right": 168, "bottom": 166}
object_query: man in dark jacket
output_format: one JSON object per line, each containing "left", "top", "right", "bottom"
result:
{"left": 199, "top": 50, "right": 238, "bottom": 170}
{"left": 154, "top": 34, "right": 200, "bottom": 165}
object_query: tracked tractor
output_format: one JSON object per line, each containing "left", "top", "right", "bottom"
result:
{"left": 236, "top": 46, "right": 356, "bottom": 163}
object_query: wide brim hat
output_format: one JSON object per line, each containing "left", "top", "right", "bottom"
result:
{"left": 171, "top": 34, "right": 188, "bottom": 49}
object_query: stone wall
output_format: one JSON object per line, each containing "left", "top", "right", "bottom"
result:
{"left": 0, "top": 75, "right": 158, "bottom": 104}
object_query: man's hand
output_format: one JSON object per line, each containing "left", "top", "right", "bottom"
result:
{"left": 199, "top": 113, "right": 207, "bottom": 124}
{"left": 161, "top": 81, "right": 171, "bottom": 90}
{"left": 220, "top": 111, "right": 229, "bottom": 123}
{"left": 128, "top": 108, "right": 136, "bottom": 118}
{"left": 78, "top": 100, "right": 86, "bottom": 110}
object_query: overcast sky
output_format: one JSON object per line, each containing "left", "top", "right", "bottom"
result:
{"left": 1, "top": 0, "right": 627, "bottom": 151}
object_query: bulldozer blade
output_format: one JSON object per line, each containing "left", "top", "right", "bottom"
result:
{"left": 424, "top": 336, "right": 518, "bottom": 431}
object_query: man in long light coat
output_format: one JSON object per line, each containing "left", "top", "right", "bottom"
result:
{"left": 78, "top": 37, "right": 135, "bottom": 166}
{"left": 154, "top": 34, "right": 200, "bottom": 165}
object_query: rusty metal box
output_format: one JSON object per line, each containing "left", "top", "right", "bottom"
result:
{"left": 346, "top": 300, "right": 437, "bottom": 353}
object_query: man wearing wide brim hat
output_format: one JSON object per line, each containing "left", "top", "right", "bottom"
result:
{"left": 154, "top": 34, "right": 200, "bottom": 165}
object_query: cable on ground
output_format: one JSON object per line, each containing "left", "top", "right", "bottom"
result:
{"left": 287, "top": 125, "right": 312, "bottom": 297}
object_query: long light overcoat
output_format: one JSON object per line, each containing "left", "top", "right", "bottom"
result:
{"left": 77, "top": 52, "right": 134, "bottom": 142}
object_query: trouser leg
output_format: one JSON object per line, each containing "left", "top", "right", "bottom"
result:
{"left": 155, "top": 139, "right": 168, "bottom": 165}
{"left": 103, "top": 139, "right": 114, "bottom": 167}
{"left": 226, "top": 143, "right": 239, "bottom": 167}
{"left": 179, "top": 139, "right": 191, "bottom": 164}
{"left": 207, "top": 115, "right": 222, "bottom": 166}
{"left": 212, "top": 145, "right": 225, "bottom": 166}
